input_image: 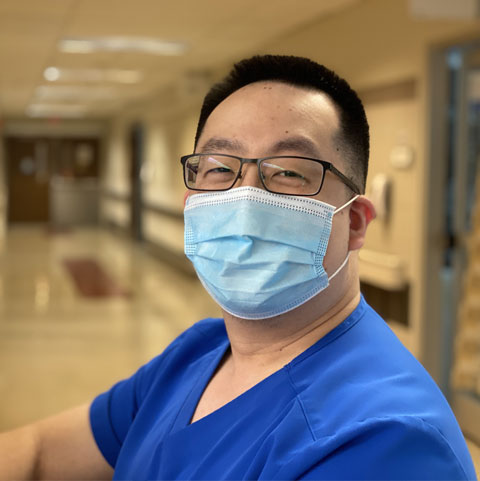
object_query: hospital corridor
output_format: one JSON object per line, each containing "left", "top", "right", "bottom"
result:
{"left": 2, "top": 0, "right": 480, "bottom": 478}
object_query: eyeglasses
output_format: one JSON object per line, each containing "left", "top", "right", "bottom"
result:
{"left": 180, "top": 153, "right": 360, "bottom": 196}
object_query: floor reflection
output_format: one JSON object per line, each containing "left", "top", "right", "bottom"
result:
{"left": 0, "top": 225, "right": 220, "bottom": 430}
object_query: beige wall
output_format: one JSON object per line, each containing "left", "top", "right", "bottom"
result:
{"left": 100, "top": 0, "right": 480, "bottom": 360}
{"left": 100, "top": 118, "right": 131, "bottom": 229}
{"left": 141, "top": 111, "right": 198, "bottom": 254}
{"left": 100, "top": 90, "right": 202, "bottom": 252}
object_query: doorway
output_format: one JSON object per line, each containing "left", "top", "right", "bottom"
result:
{"left": 427, "top": 39, "right": 480, "bottom": 442}
{"left": 5, "top": 136, "right": 100, "bottom": 225}
{"left": 6, "top": 137, "right": 50, "bottom": 223}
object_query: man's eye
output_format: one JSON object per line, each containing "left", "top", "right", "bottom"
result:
{"left": 277, "top": 170, "right": 304, "bottom": 179}
{"left": 272, "top": 169, "right": 306, "bottom": 182}
{"left": 206, "top": 167, "right": 233, "bottom": 174}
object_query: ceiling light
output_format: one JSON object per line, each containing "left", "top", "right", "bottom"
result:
{"left": 409, "top": 0, "right": 480, "bottom": 19}
{"left": 59, "top": 36, "right": 188, "bottom": 56}
{"left": 44, "top": 67, "right": 61, "bottom": 81}
{"left": 35, "top": 85, "right": 117, "bottom": 101}
{"left": 43, "top": 67, "right": 143, "bottom": 84}
{"left": 26, "top": 104, "right": 88, "bottom": 118}
{"left": 59, "top": 39, "right": 96, "bottom": 54}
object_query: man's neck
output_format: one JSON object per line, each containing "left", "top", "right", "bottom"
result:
{"left": 190, "top": 277, "right": 361, "bottom": 424}
{"left": 222, "top": 285, "right": 361, "bottom": 381}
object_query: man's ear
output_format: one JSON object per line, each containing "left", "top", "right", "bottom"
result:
{"left": 348, "top": 196, "right": 376, "bottom": 251}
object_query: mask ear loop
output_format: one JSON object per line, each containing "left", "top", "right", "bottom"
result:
{"left": 334, "top": 194, "right": 359, "bottom": 215}
{"left": 328, "top": 252, "right": 350, "bottom": 281}
{"left": 328, "top": 195, "right": 359, "bottom": 282}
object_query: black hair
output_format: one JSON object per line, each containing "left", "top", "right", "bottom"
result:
{"left": 194, "top": 54, "right": 369, "bottom": 193}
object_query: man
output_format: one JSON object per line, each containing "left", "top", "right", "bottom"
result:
{"left": 0, "top": 55, "right": 476, "bottom": 480}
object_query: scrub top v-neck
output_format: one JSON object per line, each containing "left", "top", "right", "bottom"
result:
{"left": 90, "top": 297, "right": 476, "bottom": 480}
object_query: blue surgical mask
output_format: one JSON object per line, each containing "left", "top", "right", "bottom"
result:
{"left": 184, "top": 186, "right": 357, "bottom": 320}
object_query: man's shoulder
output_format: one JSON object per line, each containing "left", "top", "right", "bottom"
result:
{"left": 120, "top": 317, "right": 227, "bottom": 408}
{"left": 159, "top": 316, "right": 227, "bottom": 352}
{"left": 150, "top": 316, "right": 227, "bottom": 368}
{"left": 293, "top": 300, "right": 452, "bottom": 427}
{"left": 190, "top": 316, "right": 227, "bottom": 340}
{"left": 280, "top": 298, "right": 476, "bottom": 478}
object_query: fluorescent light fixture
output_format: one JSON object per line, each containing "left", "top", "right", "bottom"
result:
{"left": 409, "top": 0, "right": 480, "bottom": 19}
{"left": 43, "top": 67, "right": 143, "bottom": 84}
{"left": 59, "top": 36, "right": 188, "bottom": 56}
{"left": 59, "top": 39, "right": 96, "bottom": 54}
{"left": 35, "top": 85, "right": 117, "bottom": 101}
{"left": 26, "top": 104, "right": 88, "bottom": 118}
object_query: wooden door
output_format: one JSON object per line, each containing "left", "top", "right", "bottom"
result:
{"left": 6, "top": 137, "right": 50, "bottom": 223}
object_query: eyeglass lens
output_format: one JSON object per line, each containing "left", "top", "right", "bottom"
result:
{"left": 184, "top": 154, "right": 325, "bottom": 195}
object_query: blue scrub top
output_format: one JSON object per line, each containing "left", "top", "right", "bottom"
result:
{"left": 90, "top": 297, "right": 477, "bottom": 480}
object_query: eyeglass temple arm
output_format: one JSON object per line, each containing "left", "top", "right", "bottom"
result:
{"left": 328, "top": 164, "right": 361, "bottom": 194}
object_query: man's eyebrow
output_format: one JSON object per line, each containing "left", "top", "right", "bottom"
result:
{"left": 197, "top": 135, "right": 322, "bottom": 158}
{"left": 269, "top": 137, "right": 321, "bottom": 158}
{"left": 197, "top": 137, "right": 245, "bottom": 154}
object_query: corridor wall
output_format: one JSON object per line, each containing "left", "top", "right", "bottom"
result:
{"left": 99, "top": 85, "right": 203, "bottom": 257}
{"left": 100, "top": 119, "right": 131, "bottom": 229}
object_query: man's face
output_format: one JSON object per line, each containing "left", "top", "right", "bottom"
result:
{"left": 194, "top": 81, "right": 353, "bottom": 284}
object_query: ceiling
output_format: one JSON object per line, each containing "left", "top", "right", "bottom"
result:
{"left": 0, "top": 0, "right": 360, "bottom": 120}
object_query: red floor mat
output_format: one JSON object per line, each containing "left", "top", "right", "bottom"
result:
{"left": 63, "top": 258, "right": 131, "bottom": 298}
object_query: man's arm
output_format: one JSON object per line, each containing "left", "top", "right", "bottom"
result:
{"left": 0, "top": 403, "right": 113, "bottom": 480}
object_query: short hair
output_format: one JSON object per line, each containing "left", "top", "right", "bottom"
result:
{"left": 194, "top": 55, "right": 369, "bottom": 193}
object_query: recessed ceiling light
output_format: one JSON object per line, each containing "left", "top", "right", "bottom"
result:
{"left": 43, "top": 67, "right": 143, "bottom": 84}
{"left": 44, "top": 67, "right": 61, "bottom": 82}
{"left": 59, "top": 36, "right": 188, "bottom": 56}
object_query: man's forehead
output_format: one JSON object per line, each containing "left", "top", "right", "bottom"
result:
{"left": 221, "top": 80, "right": 335, "bottom": 105}
{"left": 204, "top": 81, "right": 339, "bottom": 129}
{"left": 197, "top": 81, "right": 340, "bottom": 155}
{"left": 197, "top": 135, "right": 322, "bottom": 159}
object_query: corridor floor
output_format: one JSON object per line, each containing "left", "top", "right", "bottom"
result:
{"left": 0, "top": 225, "right": 478, "bottom": 475}
{"left": 0, "top": 225, "right": 220, "bottom": 430}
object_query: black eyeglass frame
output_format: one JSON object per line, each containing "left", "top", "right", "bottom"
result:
{"left": 180, "top": 153, "right": 361, "bottom": 196}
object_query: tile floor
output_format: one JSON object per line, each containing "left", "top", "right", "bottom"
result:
{"left": 0, "top": 225, "right": 220, "bottom": 429}
{"left": 0, "top": 225, "right": 478, "bottom": 477}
